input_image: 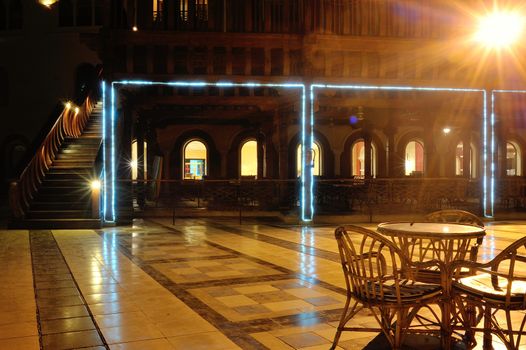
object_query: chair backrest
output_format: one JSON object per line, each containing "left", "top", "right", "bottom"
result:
{"left": 487, "top": 236, "right": 526, "bottom": 304}
{"left": 335, "top": 225, "right": 409, "bottom": 305}
{"left": 453, "top": 236, "right": 526, "bottom": 304}
{"left": 425, "top": 209, "right": 484, "bottom": 227}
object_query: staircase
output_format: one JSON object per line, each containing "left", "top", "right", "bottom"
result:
{"left": 13, "top": 102, "right": 103, "bottom": 229}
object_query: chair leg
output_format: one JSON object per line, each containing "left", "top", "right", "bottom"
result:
{"left": 393, "top": 309, "right": 407, "bottom": 350}
{"left": 483, "top": 306, "right": 493, "bottom": 350}
{"left": 331, "top": 298, "right": 358, "bottom": 350}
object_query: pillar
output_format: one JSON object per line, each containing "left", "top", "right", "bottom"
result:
{"left": 136, "top": 118, "right": 145, "bottom": 208}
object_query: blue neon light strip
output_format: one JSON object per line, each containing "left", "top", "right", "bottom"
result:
{"left": 308, "top": 85, "right": 315, "bottom": 220}
{"left": 110, "top": 83, "right": 116, "bottom": 222}
{"left": 311, "top": 83, "right": 490, "bottom": 217}
{"left": 490, "top": 91, "right": 494, "bottom": 217}
{"left": 106, "top": 80, "right": 307, "bottom": 222}
{"left": 101, "top": 81, "right": 107, "bottom": 221}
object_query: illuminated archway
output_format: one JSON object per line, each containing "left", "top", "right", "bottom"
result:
{"left": 505, "top": 141, "right": 522, "bottom": 176}
{"left": 297, "top": 141, "right": 321, "bottom": 177}
{"left": 351, "top": 140, "right": 377, "bottom": 177}
{"left": 183, "top": 140, "right": 207, "bottom": 180}
{"left": 405, "top": 140, "right": 424, "bottom": 176}
{"left": 240, "top": 139, "right": 257, "bottom": 177}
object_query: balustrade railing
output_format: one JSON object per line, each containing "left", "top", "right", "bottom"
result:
{"left": 9, "top": 96, "right": 97, "bottom": 219}
{"left": 125, "top": 177, "right": 487, "bottom": 220}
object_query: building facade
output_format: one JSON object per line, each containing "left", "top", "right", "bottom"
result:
{"left": 2, "top": 0, "right": 526, "bottom": 224}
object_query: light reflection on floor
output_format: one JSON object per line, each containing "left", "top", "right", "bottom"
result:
{"left": 0, "top": 219, "right": 525, "bottom": 349}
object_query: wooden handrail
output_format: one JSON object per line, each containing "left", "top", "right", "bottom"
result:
{"left": 9, "top": 96, "right": 96, "bottom": 219}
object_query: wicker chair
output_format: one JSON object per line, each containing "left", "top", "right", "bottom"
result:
{"left": 419, "top": 209, "right": 485, "bottom": 283}
{"left": 331, "top": 225, "right": 444, "bottom": 350}
{"left": 425, "top": 209, "right": 484, "bottom": 227}
{"left": 451, "top": 236, "right": 526, "bottom": 349}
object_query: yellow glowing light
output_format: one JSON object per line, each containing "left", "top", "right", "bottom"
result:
{"left": 443, "top": 127, "right": 451, "bottom": 134}
{"left": 91, "top": 180, "right": 101, "bottom": 191}
{"left": 74, "top": 107, "right": 80, "bottom": 114}
{"left": 475, "top": 11, "right": 525, "bottom": 48}
{"left": 132, "top": 26, "right": 138, "bottom": 32}
{"left": 65, "top": 102, "right": 72, "bottom": 110}
{"left": 39, "top": 0, "right": 58, "bottom": 8}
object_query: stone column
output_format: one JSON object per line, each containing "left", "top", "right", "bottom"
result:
{"left": 116, "top": 104, "right": 133, "bottom": 225}
{"left": 136, "top": 117, "right": 145, "bottom": 208}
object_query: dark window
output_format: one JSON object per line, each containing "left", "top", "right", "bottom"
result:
{"left": 270, "top": 48, "right": 284, "bottom": 76}
{"left": 94, "top": 0, "right": 103, "bottom": 25}
{"left": 213, "top": 47, "right": 226, "bottom": 75}
{"left": 228, "top": 0, "right": 245, "bottom": 32}
{"left": 330, "top": 51, "right": 343, "bottom": 77}
{"left": 251, "top": 48, "right": 265, "bottom": 76}
{"left": 366, "top": 52, "right": 379, "bottom": 78}
{"left": 232, "top": 47, "right": 246, "bottom": 75}
{"left": 173, "top": 46, "right": 188, "bottom": 74}
{"left": 113, "top": 45, "right": 127, "bottom": 73}
{"left": 0, "top": 67, "right": 8, "bottom": 106}
{"left": 289, "top": 49, "right": 303, "bottom": 76}
{"left": 239, "top": 87, "right": 249, "bottom": 96}
{"left": 133, "top": 46, "right": 148, "bottom": 74}
{"left": 8, "top": 0, "right": 22, "bottom": 30}
{"left": 421, "top": 62, "right": 434, "bottom": 80}
{"left": 383, "top": 54, "right": 398, "bottom": 79}
{"left": 153, "top": 46, "right": 168, "bottom": 74}
{"left": 311, "top": 50, "right": 325, "bottom": 76}
{"left": 59, "top": 0, "right": 74, "bottom": 26}
{"left": 438, "top": 60, "right": 450, "bottom": 80}
{"left": 0, "top": 1, "right": 6, "bottom": 30}
{"left": 191, "top": 46, "right": 207, "bottom": 75}
{"left": 76, "top": 0, "right": 92, "bottom": 26}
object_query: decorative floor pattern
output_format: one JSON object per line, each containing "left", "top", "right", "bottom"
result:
{"left": 29, "top": 231, "right": 108, "bottom": 350}
{"left": 1, "top": 219, "right": 525, "bottom": 349}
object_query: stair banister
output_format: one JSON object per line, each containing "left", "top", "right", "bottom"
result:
{"left": 9, "top": 95, "right": 96, "bottom": 219}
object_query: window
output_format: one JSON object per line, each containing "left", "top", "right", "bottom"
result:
{"left": 506, "top": 141, "right": 522, "bottom": 176}
{"left": 58, "top": 0, "right": 73, "bottom": 26}
{"left": 178, "top": 0, "right": 208, "bottom": 22}
{"left": 8, "top": 0, "right": 23, "bottom": 29}
{"left": 0, "top": 1, "right": 6, "bottom": 30}
{"left": 76, "top": 0, "right": 92, "bottom": 26}
{"left": 455, "top": 142, "right": 477, "bottom": 178}
{"left": 131, "top": 140, "right": 148, "bottom": 180}
{"left": 297, "top": 142, "right": 321, "bottom": 177}
{"left": 351, "top": 140, "right": 377, "bottom": 178}
{"left": 405, "top": 140, "right": 424, "bottom": 176}
{"left": 184, "top": 140, "right": 207, "bottom": 179}
{"left": 153, "top": 0, "right": 164, "bottom": 22}
{"left": 0, "top": 67, "right": 7, "bottom": 106}
{"left": 240, "top": 140, "right": 257, "bottom": 177}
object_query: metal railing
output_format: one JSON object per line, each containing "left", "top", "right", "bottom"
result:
{"left": 116, "top": 176, "right": 526, "bottom": 221}
{"left": 123, "top": 177, "right": 488, "bottom": 221}
{"left": 9, "top": 96, "right": 97, "bottom": 219}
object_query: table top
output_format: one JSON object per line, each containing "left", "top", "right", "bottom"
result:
{"left": 377, "top": 221, "right": 486, "bottom": 239}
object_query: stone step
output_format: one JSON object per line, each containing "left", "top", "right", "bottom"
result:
{"left": 9, "top": 219, "right": 102, "bottom": 229}
{"left": 28, "top": 210, "right": 93, "bottom": 219}
{"left": 31, "top": 201, "right": 90, "bottom": 210}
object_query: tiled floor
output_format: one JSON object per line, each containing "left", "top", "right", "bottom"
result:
{"left": 1, "top": 219, "right": 526, "bottom": 349}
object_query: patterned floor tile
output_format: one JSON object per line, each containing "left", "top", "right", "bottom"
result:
{"left": 189, "top": 279, "right": 346, "bottom": 322}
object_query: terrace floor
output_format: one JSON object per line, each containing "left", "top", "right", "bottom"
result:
{"left": 0, "top": 218, "right": 524, "bottom": 350}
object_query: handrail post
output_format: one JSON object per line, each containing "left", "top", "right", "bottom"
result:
{"left": 9, "top": 181, "right": 23, "bottom": 219}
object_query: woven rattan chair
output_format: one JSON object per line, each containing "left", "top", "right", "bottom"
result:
{"left": 331, "top": 225, "right": 444, "bottom": 350}
{"left": 425, "top": 209, "right": 484, "bottom": 227}
{"left": 451, "top": 236, "right": 526, "bottom": 349}
{"left": 420, "top": 210, "right": 485, "bottom": 283}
